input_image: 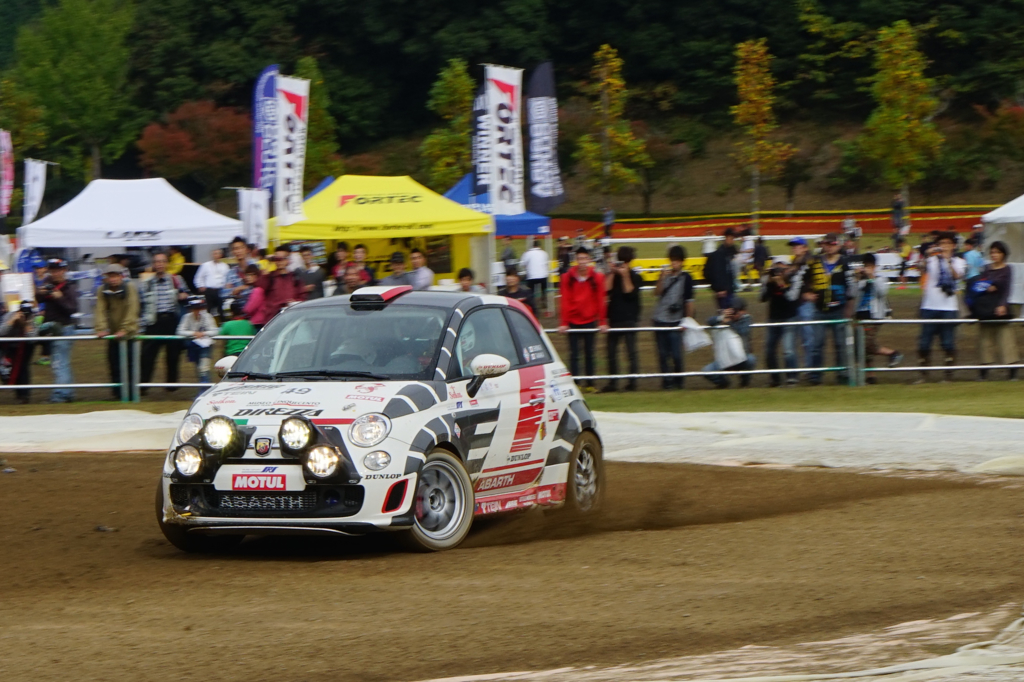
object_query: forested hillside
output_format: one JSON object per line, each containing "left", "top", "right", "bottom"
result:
{"left": 4, "top": 0, "right": 1024, "bottom": 216}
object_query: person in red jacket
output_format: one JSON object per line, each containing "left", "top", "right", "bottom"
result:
{"left": 558, "top": 247, "right": 608, "bottom": 391}
{"left": 253, "top": 246, "right": 306, "bottom": 326}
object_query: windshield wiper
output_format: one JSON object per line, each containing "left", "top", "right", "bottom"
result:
{"left": 226, "top": 371, "right": 279, "bottom": 381}
{"left": 273, "top": 369, "right": 389, "bottom": 380}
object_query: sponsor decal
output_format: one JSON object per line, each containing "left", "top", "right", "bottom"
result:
{"left": 210, "top": 398, "right": 236, "bottom": 405}
{"left": 353, "top": 383, "right": 386, "bottom": 394}
{"left": 282, "top": 387, "right": 312, "bottom": 394}
{"left": 474, "top": 482, "right": 565, "bottom": 515}
{"left": 254, "top": 438, "right": 273, "bottom": 456}
{"left": 213, "top": 384, "right": 279, "bottom": 394}
{"left": 508, "top": 452, "right": 533, "bottom": 463}
{"left": 343, "top": 403, "right": 357, "bottom": 411}
{"left": 470, "top": 399, "right": 479, "bottom": 406}
{"left": 339, "top": 194, "right": 422, "bottom": 206}
{"left": 211, "top": 405, "right": 220, "bottom": 413}
{"left": 346, "top": 394, "right": 385, "bottom": 402}
{"left": 234, "top": 407, "right": 324, "bottom": 417}
{"left": 548, "top": 409, "right": 559, "bottom": 422}
{"left": 454, "top": 423, "right": 462, "bottom": 439}
{"left": 479, "top": 500, "right": 503, "bottom": 514}
{"left": 449, "top": 389, "right": 463, "bottom": 400}
{"left": 455, "top": 401, "right": 463, "bottom": 409}
{"left": 550, "top": 381, "right": 562, "bottom": 400}
{"left": 475, "top": 467, "right": 542, "bottom": 492}
{"left": 245, "top": 400, "right": 320, "bottom": 408}
{"left": 105, "top": 231, "right": 163, "bottom": 242}
{"left": 232, "top": 474, "right": 285, "bottom": 490}
{"left": 363, "top": 473, "right": 401, "bottom": 480}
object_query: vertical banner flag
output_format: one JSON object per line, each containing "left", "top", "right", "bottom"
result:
{"left": 471, "top": 84, "right": 490, "bottom": 200}
{"left": 239, "top": 188, "right": 270, "bottom": 250}
{"left": 484, "top": 65, "right": 525, "bottom": 215}
{"left": 524, "top": 62, "right": 565, "bottom": 214}
{"left": 274, "top": 75, "right": 310, "bottom": 227}
{"left": 0, "top": 131, "right": 13, "bottom": 217}
{"left": 252, "top": 65, "right": 279, "bottom": 194}
{"left": 22, "top": 159, "right": 47, "bottom": 224}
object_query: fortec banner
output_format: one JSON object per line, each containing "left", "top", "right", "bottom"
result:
{"left": 471, "top": 83, "right": 490, "bottom": 198}
{"left": 524, "top": 62, "right": 565, "bottom": 214}
{"left": 274, "top": 75, "right": 310, "bottom": 227}
{"left": 485, "top": 65, "right": 525, "bottom": 215}
{"left": 22, "top": 159, "right": 47, "bottom": 225}
{"left": 0, "top": 130, "right": 13, "bottom": 217}
{"left": 238, "top": 188, "right": 270, "bottom": 249}
{"left": 252, "top": 65, "right": 278, "bottom": 194}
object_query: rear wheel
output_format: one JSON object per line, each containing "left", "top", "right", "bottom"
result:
{"left": 154, "top": 480, "right": 244, "bottom": 553}
{"left": 403, "top": 450, "right": 474, "bottom": 551}
{"left": 564, "top": 431, "right": 604, "bottom": 515}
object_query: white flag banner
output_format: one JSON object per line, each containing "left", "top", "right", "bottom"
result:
{"left": 239, "top": 188, "right": 270, "bottom": 249}
{"left": 274, "top": 75, "right": 310, "bottom": 227}
{"left": 485, "top": 65, "right": 525, "bottom": 215}
{"left": 23, "top": 159, "right": 47, "bottom": 225}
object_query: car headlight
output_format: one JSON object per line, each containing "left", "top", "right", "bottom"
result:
{"left": 174, "top": 445, "right": 203, "bottom": 476}
{"left": 349, "top": 414, "right": 391, "bottom": 448}
{"left": 281, "top": 418, "right": 313, "bottom": 451}
{"left": 306, "top": 446, "right": 340, "bottom": 478}
{"left": 177, "top": 414, "right": 203, "bottom": 444}
{"left": 202, "top": 416, "right": 237, "bottom": 451}
{"left": 363, "top": 451, "right": 391, "bottom": 471}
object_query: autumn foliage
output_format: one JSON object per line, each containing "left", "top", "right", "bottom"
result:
{"left": 137, "top": 100, "right": 250, "bottom": 195}
{"left": 732, "top": 39, "right": 794, "bottom": 178}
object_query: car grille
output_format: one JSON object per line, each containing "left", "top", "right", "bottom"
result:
{"left": 217, "top": 492, "right": 317, "bottom": 511}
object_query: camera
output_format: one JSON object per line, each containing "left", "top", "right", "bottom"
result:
{"left": 19, "top": 302, "right": 34, "bottom": 316}
{"left": 667, "top": 303, "right": 683, "bottom": 315}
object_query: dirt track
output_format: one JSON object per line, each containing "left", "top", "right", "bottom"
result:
{"left": 3, "top": 455, "right": 1024, "bottom": 682}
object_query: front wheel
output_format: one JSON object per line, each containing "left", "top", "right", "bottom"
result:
{"left": 154, "top": 480, "right": 244, "bottom": 553}
{"left": 403, "top": 449, "right": 474, "bottom": 551}
{"left": 565, "top": 431, "right": 604, "bottom": 515}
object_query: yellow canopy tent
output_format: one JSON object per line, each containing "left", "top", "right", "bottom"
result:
{"left": 271, "top": 175, "right": 495, "bottom": 286}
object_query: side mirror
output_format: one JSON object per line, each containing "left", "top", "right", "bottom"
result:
{"left": 214, "top": 355, "right": 237, "bottom": 377}
{"left": 467, "top": 354, "right": 510, "bottom": 398}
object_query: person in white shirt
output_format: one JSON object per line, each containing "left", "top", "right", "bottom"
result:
{"left": 193, "top": 249, "right": 229, "bottom": 320}
{"left": 519, "top": 239, "right": 551, "bottom": 313}
{"left": 701, "top": 229, "right": 717, "bottom": 255}
{"left": 409, "top": 248, "right": 434, "bottom": 290}
{"left": 916, "top": 231, "right": 966, "bottom": 383}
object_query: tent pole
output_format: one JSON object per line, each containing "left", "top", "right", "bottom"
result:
{"left": 545, "top": 233, "right": 554, "bottom": 315}
{"left": 488, "top": 227, "right": 497, "bottom": 293}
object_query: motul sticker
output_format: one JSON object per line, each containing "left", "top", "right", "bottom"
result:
{"left": 232, "top": 474, "right": 285, "bottom": 490}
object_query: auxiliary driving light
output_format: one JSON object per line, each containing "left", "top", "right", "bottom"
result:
{"left": 306, "top": 446, "right": 340, "bottom": 478}
{"left": 202, "top": 416, "right": 237, "bottom": 451}
{"left": 363, "top": 451, "right": 391, "bottom": 471}
{"left": 177, "top": 413, "right": 203, "bottom": 444}
{"left": 349, "top": 414, "right": 391, "bottom": 448}
{"left": 174, "top": 445, "right": 203, "bottom": 476}
{"left": 280, "top": 418, "right": 313, "bottom": 452}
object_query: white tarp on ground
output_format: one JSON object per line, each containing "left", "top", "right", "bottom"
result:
{"left": 18, "top": 178, "right": 243, "bottom": 248}
{"left": 0, "top": 410, "right": 185, "bottom": 452}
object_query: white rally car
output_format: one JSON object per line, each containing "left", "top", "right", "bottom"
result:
{"left": 156, "top": 285, "right": 603, "bottom": 552}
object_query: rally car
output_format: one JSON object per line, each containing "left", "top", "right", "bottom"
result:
{"left": 156, "top": 285, "right": 603, "bottom": 552}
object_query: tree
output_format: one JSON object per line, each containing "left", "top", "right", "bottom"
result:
{"left": 732, "top": 38, "right": 795, "bottom": 231}
{"left": 137, "top": 101, "right": 251, "bottom": 197}
{"left": 631, "top": 121, "right": 683, "bottom": 215}
{"left": 294, "top": 56, "right": 344, "bottom": 190}
{"left": 0, "top": 76, "right": 47, "bottom": 157}
{"left": 14, "top": 0, "right": 137, "bottom": 180}
{"left": 857, "top": 20, "right": 943, "bottom": 218}
{"left": 419, "top": 58, "right": 474, "bottom": 192}
{"left": 574, "top": 45, "right": 652, "bottom": 205}
{"left": 772, "top": 152, "right": 814, "bottom": 214}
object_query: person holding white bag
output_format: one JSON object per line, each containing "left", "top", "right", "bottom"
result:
{"left": 703, "top": 297, "right": 756, "bottom": 389}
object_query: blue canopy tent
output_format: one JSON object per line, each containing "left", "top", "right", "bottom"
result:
{"left": 443, "top": 174, "right": 550, "bottom": 237}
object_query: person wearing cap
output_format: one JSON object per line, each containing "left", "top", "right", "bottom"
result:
{"left": 0, "top": 300, "right": 38, "bottom": 404}
{"left": 789, "top": 232, "right": 856, "bottom": 385}
{"left": 94, "top": 264, "right": 140, "bottom": 400}
{"left": 380, "top": 252, "right": 415, "bottom": 287}
{"left": 704, "top": 227, "right": 738, "bottom": 307}
{"left": 177, "top": 296, "right": 219, "bottom": 384}
{"left": 37, "top": 259, "right": 79, "bottom": 403}
{"left": 558, "top": 246, "right": 608, "bottom": 392}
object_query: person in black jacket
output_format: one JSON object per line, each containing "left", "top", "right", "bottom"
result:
{"left": 499, "top": 268, "right": 536, "bottom": 317}
{"left": 602, "top": 246, "right": 644, "bottom": 392}
{"left": 704, "top": 227, "right": 737, "bottom": 308}
{"left": 36, "top": 258, "right": 79, "bottom": 403}
{"left": 761, "top": 261, "right": 799, "bottom": 386}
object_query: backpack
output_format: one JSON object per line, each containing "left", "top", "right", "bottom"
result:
{"left": 965, "top": 274, "right": 999, "bottom": 320}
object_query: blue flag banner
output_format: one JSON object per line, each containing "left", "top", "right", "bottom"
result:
{"left": 253, "top": 65, "right": 279, "bottom": 193}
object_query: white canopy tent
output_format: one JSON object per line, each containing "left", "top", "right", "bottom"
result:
{"left": 981, "top": 194, "right": 1024, "bottom": 304}
{"left": 19, "top": 178, "right": 242, "bottom": 248}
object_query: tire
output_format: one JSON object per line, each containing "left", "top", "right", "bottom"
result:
{"left": 154, "top": 480, "right": 244, "bottom": 553}
{"left": 403, "top": 449, "right": 474, "bottom": 552}
{"left": 564, "top": 431, "right": 604, "bottom": 515}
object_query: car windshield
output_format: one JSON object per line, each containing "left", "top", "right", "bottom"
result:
{"left": 230, "top": 304, "right": 448, "bottom": 381}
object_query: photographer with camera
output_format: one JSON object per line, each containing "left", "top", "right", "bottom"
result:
{"left": 37, "top": 258, "right": 79, "bottom": 403}
{"left": 762, "top": 260, "right": 799, "bottom": 387}
{"left": 917, "top": 231, "right": 965, "bottom": 382}
{"left": 0, "top": 300, "right": 38, "bottom": 404}
{"left": 601, "top": 246, "right": 644, "bottom": 393}
{"left": 652, "top": 245, "right": 695, "bottom": 390}
{"left": 702, "top": 297, "right": 755, "bottom": 389}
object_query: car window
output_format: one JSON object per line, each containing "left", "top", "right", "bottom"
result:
{"left": 505, "top": 309, "right": 551, "bottom": 366}
{"left": 452, "top": 308, "right": 519, "bottom": 379}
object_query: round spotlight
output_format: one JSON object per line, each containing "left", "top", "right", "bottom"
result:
{"left": 363, "top": 451, "right": 391, "bottom": 471}
{"left": 306, "top": 446, "right": 340, "bottom": 478}
{"left": 174, "top": 445, "right": 203, "bottom": 476}
{"left": 281, "top": 418, "right": 313, "bottom": 452}
{"left": 349, "top": 414, "right": 391, "bottom": 448}
{"left": 202, "top": 416, "right": 236, "bottom": 451}
{"left": 176, "top": 413, "right": 203, "bottom": 444}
